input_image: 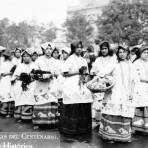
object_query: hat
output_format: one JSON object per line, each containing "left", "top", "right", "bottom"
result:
{"left": 15, "top": 48, "right": 21, "bottom": 52}
{"left": 41, "top": 42, "right": 52, "bottom": 50}
{"left": 3, "top": 50, "right": 12, "bottom": 57}
{"left": 62, "top": 47, "right": 71, "bottom": 54}
{"left": 21, "top": 48, "right": 32, "bottom": 56}
{"left": 27, "top": 48, "right": 37, "bottom": 55}
{"left": 32, "top": 51, "right": 38, "bottom": 55}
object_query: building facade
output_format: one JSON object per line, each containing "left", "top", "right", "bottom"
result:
{"left": 67, "top": 0, "right": 110, "bottom": 39}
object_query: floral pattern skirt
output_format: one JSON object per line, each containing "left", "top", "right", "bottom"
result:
{"left": 0, "top": 101, "right": 14, "bottom": 117}
{"left": 59, "top": 103, "right": 92, "bottom": 135}
{"left": 132, "top": 107, "right": 148, "bottom": 133}
{"left": 99, "top": 114, "right": 132, "bottom": 142}
{"left": 32, "top": 102, "right": 59, "bottom": 126}
{"left": 14, "top": 105, "right": 33, "bottom": 120}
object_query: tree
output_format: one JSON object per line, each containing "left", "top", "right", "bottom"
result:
{"left": 6, "top": 21, "right": 34, "bottom": 49}
{"left": 0, "top": 18, "right": 10, "bottom": 47}
{"left": 0, "top": 18, "right": 57, "bottom": 50}
{"left": 97, "top": 0, "right": 148, "bottom": 46}
{"left": 64, "top": 13, "right": 94, "bottom": 45}
{"left": 40, "top": 22, "right": 57, "bottom": 43}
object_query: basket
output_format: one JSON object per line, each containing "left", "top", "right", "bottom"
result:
{"left": 86, "top": 76, "right": 115, "bottom": 93}
{"left": 87, "top": 83, "right": 114, "bottom": 93}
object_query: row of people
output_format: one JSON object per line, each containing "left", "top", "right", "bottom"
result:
{"left": 91, "top": 42, "right": 148, "bottom": 143}
{"left": 0, "top": 41, "right": 147, "bottom": 144}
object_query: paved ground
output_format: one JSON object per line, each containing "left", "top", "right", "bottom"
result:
{"left": 0, "top": 117, "right": 148, "bottom": 148}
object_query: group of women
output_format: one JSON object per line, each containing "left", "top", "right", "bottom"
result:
{"left": 0, "top": 41, "right": 148, "bottom": 144}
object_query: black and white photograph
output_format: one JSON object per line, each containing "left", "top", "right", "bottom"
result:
{"left": 0, "top": 0, "right": 148, "bottom": 147}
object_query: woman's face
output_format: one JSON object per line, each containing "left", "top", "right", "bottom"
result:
{"left": 15, "top": 50, "right": 21, "bottom": 58}
{"left": 23, "top": 53, "right": 31, "bottom": 64}
{"left": 130, "top": 52, "right": 137, "bottom": 61}
{"left": 44, "top": 47, "right": 52, "bottom": 57}
{"left": 62, "top": 51, "right": 69, "bottom": 60}
{"left": 141, "top": 50, "right": 148, "bottom": 61}
{"left": 32, "top": 53, "right": 38, "bottom": 61}
{"left": 75, "top": 47, "right": 82, "bottom": 56}
{"left": 101, "top": 46, "right": 109, "bottom": 57}
{"left": 52, "top": 50, "right": 59, "bottom": 59}
{"left": 118, "top": 49, "right": 128, "bottom": 61}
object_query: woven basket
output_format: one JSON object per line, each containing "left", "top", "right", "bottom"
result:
{"left": 86, "top": 76, "right": 114, "bottom": 93}
{"left": 87, "top": 83, "right": 114, "bottom": 93}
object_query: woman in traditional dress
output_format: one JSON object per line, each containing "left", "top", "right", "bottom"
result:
{"left": 12, "top": 48, "right": 22, "bottom": 66}
{"left": 52, "top": 47, "right": 60, "bottom": 60}
{"left": 31, "top": 51, "right": 38, "bottom": 62}
{"left": 12, "top": 49, "right": 35, "bottom": 122}
{"left": 99, "top": 45, "right": 137, "bottom": 143}
{"left": 90, "top": 41, "right": 117, "bottom": 125}
{"left": 60, "top": 47, "right": 71, "bottom": 68}
{"left": 57, "top": 47, "right": 71, "bottom": 114}
{"left": 32, "top": 43, "right": 59, "bottom": 129}
{"left": 59, "top": 47, "right": 71, "bottom": 76}
{"left": 10, "top": 48, "right": 22, "bottom": 102}
{"left": 132, "top": 46, "right": 148, "bottom": 133}
{"left": 82, "top": 46, "right": 96, "bottom": 72}
{"left": 0, "top": 48, "right": 6, "bottom": 110}
{"left": 59, "top": 41, "right": 93, "bottom": 135}
{"left": 0, "top": 48, "right": 5, "bottom": 69}
{"left": 0, "top": 50, "right": 14, "bottom": 117}
{"left": 130, "top": 47, "right": 140, "bottom": 63}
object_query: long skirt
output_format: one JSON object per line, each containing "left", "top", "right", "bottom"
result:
{"left": 99, "top": 114, "right": 132, "bottom": 142}
{"left": 59, "top": 103, "right": 92, "bottom": 135}
{"left": 92, "top": 93, "right": 104, "bottom": 125}
{"left": 14, "top": 105, "right": 33, "bottom": 120}
{"left": 0, "top": 101, "right": 14, "bottom": 117}
{"left": 32, "top": 102, "right": 59, "bottom": 126}
{"left": 132, "top": 107, "right": 148, "bottom": 133}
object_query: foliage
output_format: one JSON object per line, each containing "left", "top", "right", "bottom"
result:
{"left": 41, "top": 22, "right": 57, "bottom": 43}
{"left": 0, "top": 18, "right": 57, "bottom": 50}
{"left": 97, "top": 0, "right": 148, "bottom": 46}
{"left": 64, "top": 13, "right": 94, "bottom": 45}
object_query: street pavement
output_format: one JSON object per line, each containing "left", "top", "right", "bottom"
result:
{"left": 0, "top": 117, "right": 148, "bottom": 148}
